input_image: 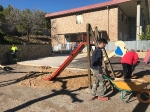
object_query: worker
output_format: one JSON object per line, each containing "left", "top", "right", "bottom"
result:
{"left": 11, "top": 44, "right": 18, "bottom": 62}
{"left": 121, "top": 49, "right": 139, "bottom": 79}
{"left": 90, "top": 38, "right": 109, "bottom": 101}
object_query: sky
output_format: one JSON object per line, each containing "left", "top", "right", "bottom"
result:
{"left": 0, "top": 0, "right": 109, "bottom": 13}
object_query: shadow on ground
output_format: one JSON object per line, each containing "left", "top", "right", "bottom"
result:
{"left": 4, "top": 78, "right": 84, "bottom": 112}
{"left": 132, "top": 70, "right": 150, "bottom": 79}
{"left": 132, "top": 102, "right": 149, "bottom": 112}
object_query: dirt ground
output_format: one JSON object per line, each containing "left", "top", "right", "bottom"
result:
{"left": 0, "top": 64, "right": 149, "bottom": 112}
{"left": 14, "top": 51, "right": 150, "bottom": 112}
{"left": 14, "top": 51, "right": 150, "bottom": 103}
{"left": 0, "top": 52, "right": 150, "bottom": 112}
{"left": 18, "top": 67, "right": 89, "bottom": 90}
{"left": 17, "top": 66, "right": 124, "bottom": 91}
{"left": 17, "top": 51, "right": 149, "bottom": 90}
{"left": 17, "top": 65, "right": 150, "bottom": 91}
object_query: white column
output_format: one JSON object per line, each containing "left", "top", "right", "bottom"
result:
{"left": 136, "top": 1, "right": 141, "bottom": 40}
{"left": 140, "top": 8, "right": 143, "bottom": 35}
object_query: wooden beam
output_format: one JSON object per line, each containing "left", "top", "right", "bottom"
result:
{"left": 94, "top": 27, "right": 99, "bottom": 45}
{"left": 102, "top": 49, "right": 115, "bottom": 78}
{"left": 86, "top": 23, "right": 92, "bottom": 89}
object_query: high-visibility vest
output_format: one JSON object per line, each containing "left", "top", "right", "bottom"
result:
{"left": 11, "top": 46, "right": 18, "bottom": 52}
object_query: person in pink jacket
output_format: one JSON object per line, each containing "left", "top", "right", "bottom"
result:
{"left": 121, "top": 49, "right": 139, "bottom": 79}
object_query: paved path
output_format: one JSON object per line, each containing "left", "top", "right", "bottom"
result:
{"left": 18, "top": 53, "right": 149, "bottom": 71}
{"left": 18, "top": 53, "right": 86, "bottom": 68}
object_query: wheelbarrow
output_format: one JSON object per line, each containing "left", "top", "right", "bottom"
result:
{"left": 103, "top": 75, "right": 150, "bottom": 103}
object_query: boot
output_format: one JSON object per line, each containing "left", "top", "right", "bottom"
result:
{"left": 97, "top": 96, "right": 109, "bottom": 101}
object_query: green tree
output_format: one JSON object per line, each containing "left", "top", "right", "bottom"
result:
{"left": 0, "top": 4, "right": 4, "bottom": 11}
{"left": 145, "top": 27, "right": 150, "bottom": 40}
{"left": 1, "top": 4, "right": 50, "bottom": 42}
{"left": 139, "top": 27, "right": 150, "bottom": 40}
{"left": 139, "top": 32, "right": 146, "bottom": 40}
{"left": 3, "top": 4, "right": 13, "bottom": 16}
{"left": 2, "top": 5, "right": 17, "bottom": 34}
{"left": 0, "top": 4, "right": 5, "bottom": 34}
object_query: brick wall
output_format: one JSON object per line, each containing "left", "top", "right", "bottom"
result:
{"left": 51, "top": 6, "right": 119, "bottom": 45}
{"left": 0, "top": 44, "right": 52, "bottom": 64}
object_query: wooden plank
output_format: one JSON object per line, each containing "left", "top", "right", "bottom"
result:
{"left": 94, "top": 27, "right": 100, "bottom": 43}
{"left": 102, "top": 60, "right": 109, "bottom": 76}
{"left": 102, "top": 49, "right": 115, "bottom": 78}
{"left": 86, "top": 23, "right": 92, "bottom": 89}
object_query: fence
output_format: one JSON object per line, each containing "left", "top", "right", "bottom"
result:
{"left": 52, "top": 40, "right": 150, "bottom": 52}
{"left": 53, "top": 43, "right": 76, "bottom": 51}
{"left": 105, "top": 40, "right": 150, "bottom": 51}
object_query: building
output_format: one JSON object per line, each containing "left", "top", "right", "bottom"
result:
{"left": 45, "top": 0, "right": 149, "bottom": 50}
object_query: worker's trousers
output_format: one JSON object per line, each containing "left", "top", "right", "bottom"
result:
{"left": 91, "top": 69, "right": 105, "bottom": 97}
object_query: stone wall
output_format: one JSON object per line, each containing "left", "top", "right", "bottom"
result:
{"left": 0, "top": 44, "right": 52, "bottom": 64}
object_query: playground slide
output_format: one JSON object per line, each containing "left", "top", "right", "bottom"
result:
{"left": 43, "top": 42, "right": 86, "bottom": 81}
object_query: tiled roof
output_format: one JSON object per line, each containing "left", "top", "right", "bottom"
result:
{"left": 45, "top": 0, "right": 131, "bottom": 18}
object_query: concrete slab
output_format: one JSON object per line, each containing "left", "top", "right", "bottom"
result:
{"left": 18, "top": 53, "right": 87, "bottom": 69}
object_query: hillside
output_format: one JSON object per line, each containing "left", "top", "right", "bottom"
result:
{"left": 0, "top": 35, "right": 51, "bottom": 45}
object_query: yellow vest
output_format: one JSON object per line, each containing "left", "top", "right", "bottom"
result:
{"left": 11, "top": 46, "right": 18, "bottom": 51}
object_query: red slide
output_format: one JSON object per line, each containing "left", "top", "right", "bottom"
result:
{"left": 43, "top": 42, "right": 87, "bottom": 81}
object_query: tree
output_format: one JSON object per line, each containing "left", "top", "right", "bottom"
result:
{"left": 0, "top": 4, "right": 50, "bottom": 43}
{"left": 20, "top": 9, "right": 48, "bottom": 41}
{"left": 3, "top": 4, "right": 13, "bottom": 16}
{"left": 2, "top": 5, "right": 17, "bottom": 34}
{"left": 139, "top": 27, "right": 150, "bottom": 40}
{"left": 0, "top": 4, "right": 5, "bottom": 34}
{"left": 3, "top": 6, "right": 48, "bottom": 41}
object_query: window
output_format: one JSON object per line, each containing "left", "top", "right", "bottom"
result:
{"left": 121, "top": 13, "right": 124, "bottom": 22}
{"left": 124, "top": 34, "right": 127, "bottom": 40}
{"left": 125, "top": 16, "right": 128, "bottom": 24}
{"left": 119, "top": 10, "right": 124, "bottom": 22}
{"left": 76, "top": 14, "right": 83, "bottom": 24}
{"left": 119, "top": 32, "right": 122, "bottom": 40}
